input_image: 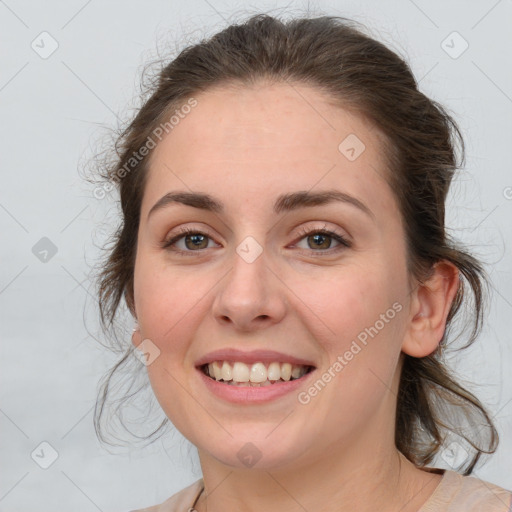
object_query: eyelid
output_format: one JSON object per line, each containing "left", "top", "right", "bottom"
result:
{"left": 291, "top": 223, "right": 350, "bottom": 244}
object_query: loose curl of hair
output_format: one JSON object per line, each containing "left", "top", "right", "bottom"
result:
{"left": 87, "top": 12, "right": 498, "bottom": 474}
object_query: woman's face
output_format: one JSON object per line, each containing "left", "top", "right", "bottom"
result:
{"left": 132, "top": 82, "right": 414, "bottom": 470}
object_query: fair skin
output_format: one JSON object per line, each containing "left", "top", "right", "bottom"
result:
{"left": 130, "top": 81, "right": 459, "bottom": 512}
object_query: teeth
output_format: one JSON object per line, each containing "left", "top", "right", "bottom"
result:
{"left": 212, "top": 361, "right": 222, "bottom": 380}
{"left": 267, "top": 362, "right": 281, "bottom": 381}
{"left": 250, "top": 362, "right": 267, "bottom": 383}
{"left": 291, "top": 365, "right": 302, "bottom": 379}
{"left": 281, "top": 362, "right": 292, "bottom": 381}
{"left": 221, "top": 361, "right": 232, "bottom": 381}
{"left": 204, "top": 360, "right": 311, "bottom": 384}
{"left": 232, "top": 362, "right": 250, "bottom": 382}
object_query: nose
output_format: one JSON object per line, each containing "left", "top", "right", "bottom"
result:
{"left": 211, "top": 244, "right": 287, "bottom": 332}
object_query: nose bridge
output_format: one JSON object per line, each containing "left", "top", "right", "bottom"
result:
{"left": 211, "top": 233, "right": 286, "bottom": 329}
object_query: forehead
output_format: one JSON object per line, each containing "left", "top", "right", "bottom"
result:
{"left": 142, "top": 81, "right": 397, "bottom": 222}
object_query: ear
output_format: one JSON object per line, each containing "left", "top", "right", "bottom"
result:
{"left": 401, "top": 261, "right": 459, "bottom": 358}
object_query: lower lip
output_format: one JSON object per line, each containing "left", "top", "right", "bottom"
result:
{"left": 197, "top": 367, "right": 315, "bottom": 404}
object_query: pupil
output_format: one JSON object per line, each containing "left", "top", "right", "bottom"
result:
{"left": 310, "top": 234, "right": 330, "bottom": 249}
{"left": 186, "top": 234, "right": 207, "bottom": 250}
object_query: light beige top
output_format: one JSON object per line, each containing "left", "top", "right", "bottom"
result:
{"left": 130, "top": 469, "right": 512, "bottom": 511}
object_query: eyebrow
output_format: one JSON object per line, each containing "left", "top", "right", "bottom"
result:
{"left": 147, "top": 189, "right": 375, "bottom": 221}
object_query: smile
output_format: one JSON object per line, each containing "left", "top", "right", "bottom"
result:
{"left": 195, "top": 348, "right": 317, "bottom": 403}
{"left": 201, "top": 360, "right": 314, "bottom": 387}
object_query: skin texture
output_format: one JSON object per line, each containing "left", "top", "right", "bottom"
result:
{"left": 131, "top": 81, "right": 459, "bottom": 512}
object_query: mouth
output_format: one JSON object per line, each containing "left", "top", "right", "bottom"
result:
{"left": 200, "top": 360, "right": 315, "bottom": 387}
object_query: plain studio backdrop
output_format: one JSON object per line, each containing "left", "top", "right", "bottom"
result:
{"left": 1, "top": 0, "right": 511, "bottom": 510}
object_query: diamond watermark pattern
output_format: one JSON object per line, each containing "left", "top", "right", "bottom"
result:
{"left": 237, "top": 442, "right": 262, "bottom": 468}
{"left": 338, "top": 133, "right": 366, "bottom": 161}
{"left": 32, "top": 237, "right": 58, "bottom": 263}
{"left": 31, "top": 31, "right": 59, "bottom": 59}
{"left": 133, "top": 338, "right": 161, "bottom": 366}
{"left": 31, "top": 441, "right": 59, "bottom": 469}
{"left": 440, "top": 440, "right": 469, "bottom": 469}
{"left": 236, "top": 236, "right": 263, "bottom": 263}
{"left": 441, "top": 31, "right": 469, "bottom": 59}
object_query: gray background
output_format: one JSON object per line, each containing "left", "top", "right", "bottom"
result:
{"left": 1, "top": 0, "right": 511, "bottom": 510}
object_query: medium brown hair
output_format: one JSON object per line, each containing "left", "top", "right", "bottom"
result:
{"left": 89, "top": 13, "right": 498, "bottom": 474}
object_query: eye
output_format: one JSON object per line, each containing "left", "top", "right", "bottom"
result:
{"left": 292, "top": 225, "right": 351, "bottom": 255}
{"left": 161, "top": 224, "right": 351, "bottom": 256}
{"left": 161, "top": 226, "right": 219, "bottom": 255}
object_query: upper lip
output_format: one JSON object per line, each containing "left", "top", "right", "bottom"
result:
{"left": 195, "top": 349, "right": 316, "bottom": 368}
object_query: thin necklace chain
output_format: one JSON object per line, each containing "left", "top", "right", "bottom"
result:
{"left": 194, "top": 486, "right": 206, "bottom": 511}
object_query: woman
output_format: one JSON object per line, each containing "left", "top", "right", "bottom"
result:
{"left": 91, "top": 13, "right": 512, "bottom": 512}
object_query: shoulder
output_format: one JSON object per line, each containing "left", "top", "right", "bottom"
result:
{"left": 421, "top": 469, "right": 512, "bottom": 511}
{"left": 127, "top": 479, "right": 204, "bottom": 512}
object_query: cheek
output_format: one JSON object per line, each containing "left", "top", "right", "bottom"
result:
{"left": 290, "top": 259, "right": 405, "bottom": 346}
{"left": 133, "top": 262, "right": 210, "bottom": 434}
{"left": 332, "top": 272, "right": 405, "bottom": 388}
{"left": 133, "top": 253, "right": 211, "bottom": 347}
{"left": 292, "top": 260, "right": 406, "bottom": 401}
{"left": 275, "top": 274, "right": 406, "bottom": 455}
{"left": 132, "top": 257, "right": 212, "bottom": 415}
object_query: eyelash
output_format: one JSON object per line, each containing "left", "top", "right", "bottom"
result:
{"left": 161, "top": 225, "right": 351, "bottom": 257}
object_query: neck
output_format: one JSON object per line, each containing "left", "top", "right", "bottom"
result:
{"left": 195, "top": 443, "right": 440, "bottom": 512}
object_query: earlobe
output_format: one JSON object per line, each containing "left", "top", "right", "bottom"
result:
{"left": 402, "top": 261, "right": 459, "bottom": 358}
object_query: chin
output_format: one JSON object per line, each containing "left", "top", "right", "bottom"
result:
{"left": 196, "top": 430, "right": 310, "bottom": 471}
